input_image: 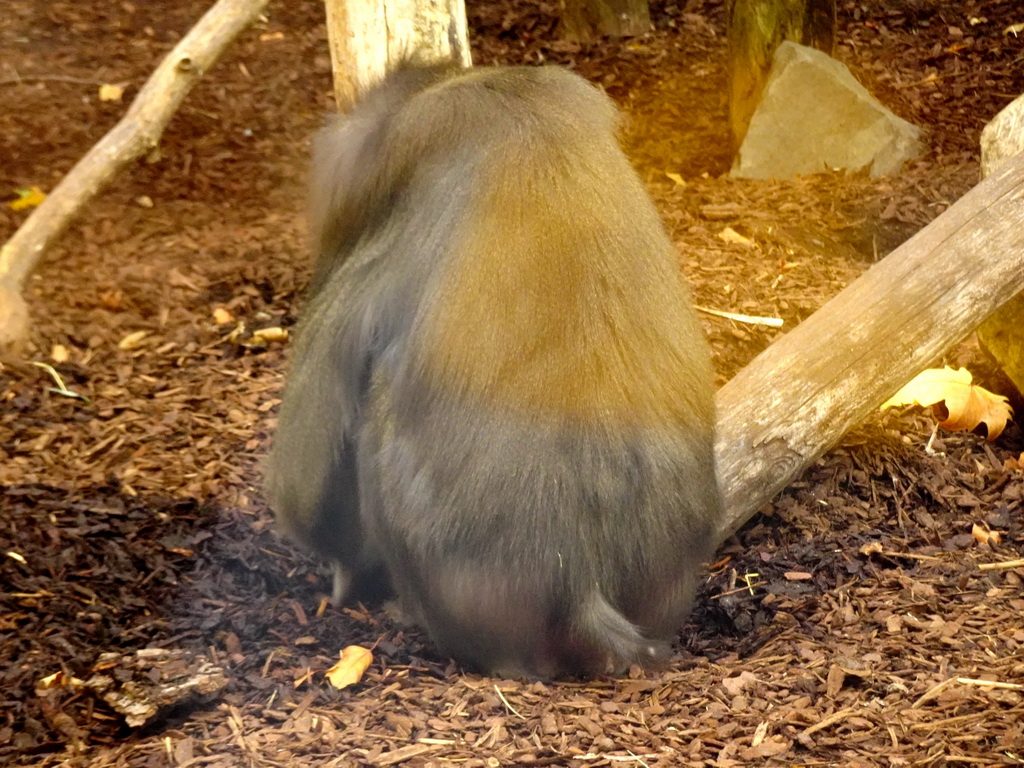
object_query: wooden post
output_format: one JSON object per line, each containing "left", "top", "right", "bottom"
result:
{"left": 324, "top": 0, "right": 471, "bottom": 110}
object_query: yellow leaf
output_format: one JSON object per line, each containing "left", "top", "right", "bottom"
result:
{"left": 718, "top": 227, "right": 754, "bottom": 247}
{"left": 664, "top": 172, "right": 685, "bottom": 186}
{"left": 213, "top": 307, "right": 234, "bottom": 325}
{"left": 98, "top": 83, "right": 124, "bottom": 102}
{"left": 36, "top": 670, "right": 85, "bottom": 694}
{"left": 325, "top": 646, "right": 372, "bottom": 690}
{"left": 971, "top": 523, "right": 1001, "bottom": 547}
{"left": 882, "top": 366, "right": 1014, "bottom": 440}
{"left": 251, "top": 326, "right": 288, "bottom": 344}
{"left": 9, "top": 187, "right": 46, "bottom": 211}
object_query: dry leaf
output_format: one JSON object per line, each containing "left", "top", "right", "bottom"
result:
{"left": 826, "top": 665, "right": 846, "bottom": 697}
{"left": 118, "top": 330, "right": 150, "bottom": 350}
{"left": 99, "top": 289, "right": 124, "bottom": 310}
{"left": 881, "top": 366, "right": 1013, "bottom": 440}
{"left": 167, "top": 268, "right": 201, "bottom": 291}
{"left": 971, "top": 523, "right": 1001, "bottom": 547}
{"left": 9, "top": 187, "right": 45, "bottom": 211}
{"left": 718, "top": 226, "right": 754, "bottom": 247}
{"left": 721, "top": 670, "right": 757, "bottom": 696}
{"left": 1005, "top": 453, "right": 1024, "bottom": 471}
{"left": 251, "top": 326, "right": 288, "bottom": 344}
{"left": 36, "top": 670, "right": 85, "bottom": 694}
{"left": 7, "top": 550, "right": 27, "bottom": 565}
{"left": 325, "top": 646, "right": 372, "bottom": 690}
{"left": 740, "top": 735, "right": 791, "bottom": 759}
{"left": 213, "top": 307, "right": 234, "bottom": 325}
{"left": 859, "top": 541, "right": 883, "bottom": 556}
{"left": 98, "top": 83, "right": 124, "bottom": 102}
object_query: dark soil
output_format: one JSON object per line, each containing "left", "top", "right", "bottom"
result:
{"left": 2, "top": 1, "right": 1023, "bottom": 766}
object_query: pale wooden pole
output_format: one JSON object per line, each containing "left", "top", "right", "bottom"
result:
{"left": 323, "top": 0, "right": 471, "bottom": 109}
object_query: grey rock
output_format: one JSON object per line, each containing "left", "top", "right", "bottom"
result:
{"left": 980, "top": 92, "right": 1024, "bottom": 179}
{"left": 731, "top": 41, "right": 923, "bottom": 179}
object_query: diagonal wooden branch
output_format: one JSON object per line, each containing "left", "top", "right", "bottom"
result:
{"left": 714, "top": 153, "right": 1024, "bottom": 545}
{"left": 0, "top": 0, "right": 270, "bottom": 350}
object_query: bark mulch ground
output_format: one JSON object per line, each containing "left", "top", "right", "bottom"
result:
{"left": 1, "top": 0, "right": 1023, "bottom": 766}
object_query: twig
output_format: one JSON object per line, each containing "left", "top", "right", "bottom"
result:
{"left": 878, "top": 551, "right": 943, "bottom": 562}
{"left": 954, "top": 677, "right": 1023, "bottom": 690}
{"left": 494, "top": 684, "right": 526, "bottom": 720}
{"left": 575, "top": 754, "right": 659, "bottom": 764}
{"left": 802, "top": 707, "right": 862, "bottom": 736}
{"left": 912, "top": 676, "right": 1023, "bottom": 708}
{"left": 695, "top": 305, "right": 784, "bottom": 328}
{"left": 978, "top": 558, "right": 1024, "bottom": 571}
{"left": 0, "top": 74, "right": 112, "bottom": 87}
{"left": 29, "top": 361, "right": 90, "bottom": 402}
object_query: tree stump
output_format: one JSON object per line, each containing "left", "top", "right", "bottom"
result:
{"left": 560, "top": 0, "right": 651, "bottom": 42}
{"left": 727, "top": 0, "right": 836, "bottom": 151}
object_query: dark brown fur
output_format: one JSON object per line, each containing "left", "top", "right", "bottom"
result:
{"left": 265, "top": 62, "right": 723, "bottom": 678}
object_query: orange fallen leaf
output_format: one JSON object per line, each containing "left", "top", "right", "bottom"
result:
{"left": 718, "top": 226, "right": 754, "bottom": 247}
{"left": 325, "top": 646, "right": 372, "bottom": 690}
{"left": 251, "top": 326, "right": 288, "bottom": 344}
{"left": 212, "top": 307, "right": 234, "bottom": 325}
{"left": 36, "top": 670, "right": 85, "bottom": 694}
{"left": 971, "top": 523, "right": 1002, "bottom": 547}
{"left": 881, "top": 366, "right": 1013, "bottom": 441}
{"left": 9, "top": 187, "right": 45, "bottom": 211}
{"left": 98, "top": 83, "right": 124, "bottom": 102}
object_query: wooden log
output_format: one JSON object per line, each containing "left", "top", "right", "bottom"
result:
{"left": 324, "top": 0, "right": 471, "bottom": 109}
{"left": 714, "top": 153, "right": 1024, "bottom": 544}
{"left": 0, "top": 0, "right": 270, "bottom": 352}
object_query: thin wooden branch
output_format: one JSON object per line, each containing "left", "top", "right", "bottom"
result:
{"left": 713, "top": 153, "right": 1024, "bottom": 545}
{"left": 0, "top": 0, "right": 269, "bottom": 350}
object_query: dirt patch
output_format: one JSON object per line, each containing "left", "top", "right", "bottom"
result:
{"left": 1, "top": 0, "right": 1023, "bottom": 765}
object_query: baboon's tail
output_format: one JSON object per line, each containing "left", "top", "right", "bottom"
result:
{"left": 575, "top": 591, "right": 669, "bottom": 674}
